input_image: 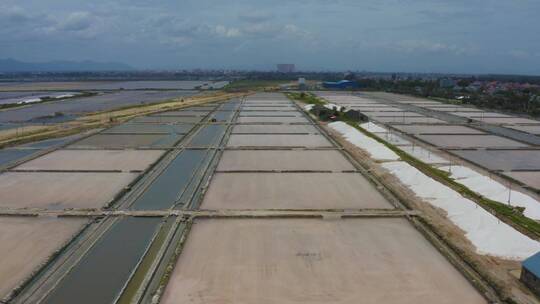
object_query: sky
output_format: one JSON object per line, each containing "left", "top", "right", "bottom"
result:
{"left": 1, "top": 0, "right": 540, "bottom": 74}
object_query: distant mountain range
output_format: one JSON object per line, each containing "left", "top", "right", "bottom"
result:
{"left": 0, "top": 58, "right": 134, "bottom": 72}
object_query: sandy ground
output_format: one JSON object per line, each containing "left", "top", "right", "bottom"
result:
{"left": 217, "top": 150, "right": 355, "bottom": 171}
{"left": 15, "top": 149, "right": 164, "bottom": 171}
{"left": 503, "top": 171, "right": 540, "bottom": 189}
{"left": 232, "top": 124, "right": 318, "bottom": 134}
{"left": 0, "top": 172, "right": 137, "bottom": 209}
{"left": 0, "top": 216, "right": 86, "bottom": 298}
{"left": 202, "top": 173, "right": 392, "bottom": 209}
{"left": 0, "top": 125, "right": 48, "bottom": 141}
{"left": 416, "top": 134, "right": 529, "bottom": 148}
{"left": 391, "top": 124, "right": 485, "bottom": 135}
{"left": 237, "top": 116, "right": 310, "bottom": 123}
{"left": 161, "top": 218, "right": 486, "bottom": 304}
{"left": 227, "top": 134, "right": 332, "bottom": 147}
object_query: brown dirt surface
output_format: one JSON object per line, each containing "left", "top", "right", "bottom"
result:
{"left": 217, "top": 150, "right": 355, "bottom": 171}
{"left": 0, "top": 216, "right": 86, "bottom": 298}
{"left": 15, "top": 149, "right": 164, "bottom": 171}
{"left": 0, "top": 172, "right": 137, "bottom": 210}
{"left": 226, "top": 134, "right": 333, "bottom": 147}
{"left": 201, "top": 172, "right": 393, "bottom": 209}
{"left": 161, "top": 218, "right": 486, "bottom": 304}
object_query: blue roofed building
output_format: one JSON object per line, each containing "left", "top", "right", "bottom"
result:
{"left": 521, "top": 251, "right": 540, "bottom": 297}
{"left": 322, "top": 80, "right": 358, "bottom": 90}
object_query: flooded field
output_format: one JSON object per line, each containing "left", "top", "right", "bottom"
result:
{"left": 130, "top": 150, "right": 212, "bottom": 210}
{"left": 452, "top": 112, "right": 512, "bottom": 118}
{"left": 505, "top": 125, "right": 540, "bottom": 135}
{"left": 232, "top": 124, "right": 318, "bottom": 134}
{"left": 217, "top": 150, "right": 355, "bottom": 171}
{"left": 0, "top": 91, "right": 81, "bottom": 105}
{"left": 243, "top": 100, "right": 291, "bottom": 105}
{"left": 0, "top": 91, "right": 195, "bottom": 123}
{"left": 391, "top": 124, "right": 485, "bottom": 135}
{"left": 15, "top": 149, "right": 164, "bottom": 171}
{"left": 503, "top": 171, "right": 540, "bottom": 189}
{"left": 0, "top": 134, "right": 85, "bottom": 167}
{"left": 202, "top": 173, "right": 392, "bottom": 209}
{"left": 154, "top": 110, "right": 210, "bottom": 116}
{"left": 19, "top": 134, "right": 83, "bottom": 148}
{"left": 375, "top": 116, "right": 446, "bottom": 124}
{"left": 210, "top": 111, "right": 235, "bottom": 122}
{"left": 69, "top": 133, "right": 181, "bottom": 148}
{"left": 130, "top": 115, "right": 203, "bottom": 124}
{"left": 428, "top": 108, "right": 484, "bottom": 112}
{"left": 241, "top": 106, "right": 296, "bottom": 111}
{"left": 0, "top": 149, "right": 38, "bottom": 167}
{"left": 227, "top": 134, "right": 332, "bottom": 147}
{"left": 237, "top": 116, "right": 310, "bottom": 123}
{"left": 187, "top": 125, "right": 227, "bottom": 147}
{"left": 351, "top": 106, "right": 404, "bottom": 112}
{"left": 41, "top": 217, "right": 162, "bottom": 304}
{"left": 471, "top": 117, "right": 540, "bottom": 124}
{"left": 161, "top": 218, "right": 485, "bottom": 304}
{"left": 103, "top": 123, "right": 194, "bottom": 134}
{"left": 0, "top": 80, "right": 223, "bottom": 91}
{"left": 239, "top": 111, "right": 300, "bottom": 117}
{"left": 0, "top": 172, "right": 136, "bottom": 209}
{"left": 417, "top": 134, "right": 529, "bottom": 148}
{"left": 366, "top": 111, "right": 424, "bottom": 117}
{"left": 0, "top": 216, "right": 86, "bottom": 299}
{"left": 453, "top": 149, "right": 540, "bottom": 171}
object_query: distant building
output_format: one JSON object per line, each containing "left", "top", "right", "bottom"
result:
{"left": 323, "top": 80, "right": 358, "bottom": 90}
{"left": 343, "top": 109, "right": 368, "bottom": 122}
{"left": 276, "top": 64, "right": 295, "bottom": 73}
{"left": 439, "top": 78, "right": 456, "bottom": 88}
{"left": 521, "top": 252, "right": 540, "bottom": 297}
{"left": 298, "top": 78, "right": 306, "bottom": 90}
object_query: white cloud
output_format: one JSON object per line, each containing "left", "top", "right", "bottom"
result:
{"left": 238, "top": 10, "right": 273, "bottom": 23}
{"left": 391, "top": 40, "right": 475, "bottom": 55}
{"left": 213, "top": 25, "right": 241, "bottom": 38}
{"left": 508, "top": 49, "right": 530, "bottom": 59}
{"left": 57, "top": 12, "right": 95, "bottom": 32}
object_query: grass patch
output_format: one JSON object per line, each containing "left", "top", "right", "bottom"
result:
{"left": 286, "top": 92, "right": 325, "bottom": 105}
{"left": 346, "top": 121, "right": 540, "bottom": 238}
{"left": 117, "top": 219, "right": 175, "bottom": 304}
{"left": 223, "top": 80, "right": 286, "bottom": 91}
